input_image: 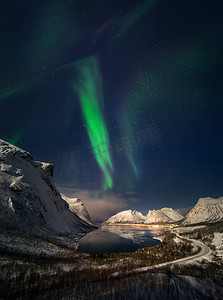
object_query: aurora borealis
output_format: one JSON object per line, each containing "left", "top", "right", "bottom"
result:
{"left": 0, "top": 0, "right": 222, "bottom": 218}
{"left": 74, "top": 56, "right": 113, "bottom": 191}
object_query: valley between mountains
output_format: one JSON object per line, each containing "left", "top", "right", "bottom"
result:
{"left": 1, "top": 140, "right": 223, "bottom": 299}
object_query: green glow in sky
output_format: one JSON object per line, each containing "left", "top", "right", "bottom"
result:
{"left": 122, "top": 112, "right": 139, "bottom": 178}
{"left": 74, "top": 56, "right": 113, "bottom": 191}
{"left": 118, "top": 0, "right": 157, "bottom": 36}
{"left": 7, "top": 133, "right": 22, "bottom": 146}
{"left": 0, "top": 85, "right": 24, "bottom": 101}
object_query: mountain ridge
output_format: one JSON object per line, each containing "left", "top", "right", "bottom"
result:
{"left": 105, "top": 208, "right": 184, "bottom": 224}
{"left": 183, "top": 196, "right": 223, "bottom": 225}
{"left": 105, "top": 198, "right": 223, "bottom": 226}
{"left": 105, "top": 209, "right": 146, "bottom": 224}
{"left": 61, "top": 193, "right": 95, "bottom": 226}
{"left": 0, "top": 139, "right": 96, "bottom": 239}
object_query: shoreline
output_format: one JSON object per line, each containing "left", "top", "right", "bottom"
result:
{"left": 104, "top": 223, "right": 176, "bottom": 229}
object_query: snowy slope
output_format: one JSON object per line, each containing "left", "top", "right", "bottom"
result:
{"left": 0, "top": 139, "right": 95, "bottom": 238}
{"left": 144, "top": 210, "right": 169, "bottom": 224}
{"left": 105, "top": 210, "right": 146, "bottom": 224}
{"left": 160, "top": 208, "right": 184, "bottom": 222}
{"left": 61, "top": 193, "right": 95, "bottom": 226}
{"left": 144, "top": 208, "right": 183, "bottom": 224}
{"left": 183, "top": 196, "right": 223, "bottom": 225}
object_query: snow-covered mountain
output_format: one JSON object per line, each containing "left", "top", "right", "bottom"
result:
{"left": 105, "top": 210, "right": 146, "bottom": 224}
{"left": 105, "top": 208, "right": 183, "bottom": 225}
{"left": 0, "top": 139, "right": 95, "bottom": 238}
{"left": 183, "top": 196, "right": 223, "bottom": 225}
{"left": 144, "top": 208, "right": 183, "bottom": 224}
{"left": 61, "top": 193, "right": 95, "bottom": 226}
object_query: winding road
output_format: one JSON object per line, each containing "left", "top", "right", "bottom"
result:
{"left": 112, "top": 232, "right": 212, "bottom": 277}
{"left": 149, "top": 233, "right": 211, "bottom": 269}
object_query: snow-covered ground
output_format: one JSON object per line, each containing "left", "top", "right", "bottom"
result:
{"left": 173, "top": 225, "right": 206, "bottom": 233}
{"left": 212, "top": 232, "right": 223, "bottom": 260}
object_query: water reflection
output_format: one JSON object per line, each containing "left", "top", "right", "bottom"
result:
{"left": 78, "top": 225, "right": 162, "bottom": 254}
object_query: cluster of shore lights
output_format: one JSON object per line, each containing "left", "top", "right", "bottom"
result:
{"left": 106, "top": 223, "right": 179, "bottom": 229}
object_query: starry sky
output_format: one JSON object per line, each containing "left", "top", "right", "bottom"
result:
{"left": 1, "top": 0, "right": 223, "bottom": 221}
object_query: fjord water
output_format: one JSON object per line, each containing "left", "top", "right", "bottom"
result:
{"left": 78, "top": 225, "right": 161, "bottom": 254}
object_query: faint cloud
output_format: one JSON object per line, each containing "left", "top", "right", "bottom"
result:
{"left": 58, "top": 186, "right": 128, "bottom": 223}
{"left": 128, "top": 197, "right": 141, "bottom": 203}
{"left": 124, "top": 191, "right": 136, "bottom": 195}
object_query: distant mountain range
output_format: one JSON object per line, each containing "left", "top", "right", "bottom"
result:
{"left": 105, "top": 197, "right": 223, "bottom": 226}
{"left": 0, "top": 139, "right": 96, "bottom": 239}
{"left": 105, "top": 207, "right": 184, "bottom": 225}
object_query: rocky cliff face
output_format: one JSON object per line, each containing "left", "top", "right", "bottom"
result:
{"left": 183, "top": 196, "right": 223, "bottom": 225}
{"left": 0, "top": 139, "right": 95, "bottom": 238}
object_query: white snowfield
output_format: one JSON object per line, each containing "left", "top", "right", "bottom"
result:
{"left": 183, "top": 196, "right": 223, "bottom": 225}
{"left": 105, "top": 208, "right": 184, "bottom": 224}
{"left": 0, "top": 139, "right": 95, "bottom": 238}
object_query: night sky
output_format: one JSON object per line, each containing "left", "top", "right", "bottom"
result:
{"left": 1, "top": 0, "right": 223, "bottom": 221}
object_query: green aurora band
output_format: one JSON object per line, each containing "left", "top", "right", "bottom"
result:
{"left": 122, "top": 112, "right": 139, "bottom": 179}
{"left": 6, "top": 132, "right": 22, "bottom": 146}
{"left": 74, "top": 56, "right": 113, "bottom": 191}
{"left": 118, "top": 0, "right": 157, "bottom": 37}
{"left": 0, "top": 85, "right": 25, "bottom": 101}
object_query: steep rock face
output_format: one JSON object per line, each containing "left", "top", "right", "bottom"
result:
{"left": 183, "top": 197, "right": 223, "bottom": 225}
{"left": 144, "top": 208, "right": 183, "bottom": 224}
{"left": 105, "top": 210, "right": 146, "bottom": 224}
{"left": 61, "top": 193, "right": 95, "bottom": 226}
{"left": 0, "top": 139, "right": 95, "bottom": 237}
